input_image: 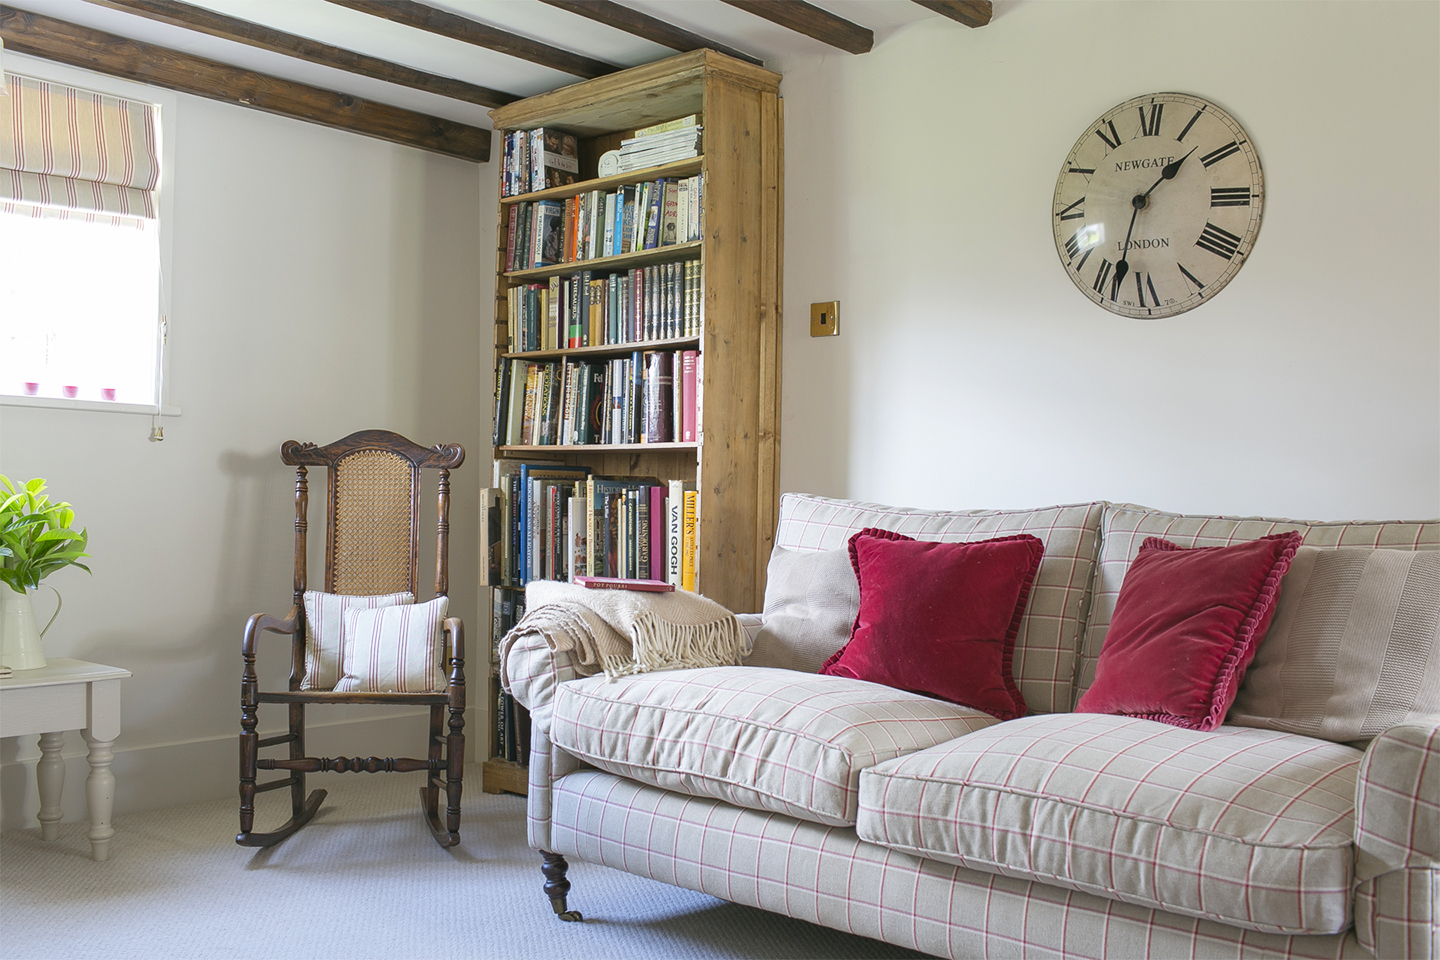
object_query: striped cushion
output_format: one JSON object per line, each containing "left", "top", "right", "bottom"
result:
{"left": 549, "top": 665, "right": 999, "bottom": 826}
{"left": 1230, "top": 547, "right": 1440, "bottom": 742}
{"left": 856, "top": 713, "right": 1362, "bottom": 936}
{"left": 1076, "top": 504, "right": 1440, "bottom": 706}
{"left": 771, "top": 494, "right": 1104, "bottom": 714}
{"left": 334, "top": 595, "right": 448, "bottom": 693}
{"left": 300, "top": 589, "right": 413, "bottom": 690}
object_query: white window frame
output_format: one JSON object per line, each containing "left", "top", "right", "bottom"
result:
{"left": 0, "top": 51, "right": 180, "bottom": 418}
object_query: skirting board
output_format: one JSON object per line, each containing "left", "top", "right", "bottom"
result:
{"left": 0, "top": 708, "right": 481, "bottom": 833}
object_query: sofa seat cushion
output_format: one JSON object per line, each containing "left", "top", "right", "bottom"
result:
{"left": 549, "top": 665, "right": 999, "bottom": 827}
{"left": 856, "top": 713, "right": 1362, "bottom": 936}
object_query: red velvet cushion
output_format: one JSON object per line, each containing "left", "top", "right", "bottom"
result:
{"left": 1076, "top": 533, "right": 1302, "bottom": 731}
{"left": 819, "top": 528, "right": 1043, "bottom": 720}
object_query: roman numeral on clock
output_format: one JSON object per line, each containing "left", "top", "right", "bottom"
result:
{"left": 1092, "top": 258, "right": 1113, "bottom": 294}
{"left": 1196, "top": 222, "right": 1242, "bottom": 259}
{"left": 1057, "top": 196, "right": 1086, "bottom": 221}
{"left": 1210, "top": 187, "right": 1251, "bottom": 207}
{"left": 1067, "top": 165, "right": 1095, "bottom": 175}
{"left": 1064, "top": 228, "right": 1086, "bottom": 260}
{"left": 1201, "top": 140, "right": 1242, "bottom": 167}
{"left": 1177, "top": 108, "right": 1204, "bottom": 142}
{"left": 1177, "top": 262, "right": 1205, "bottom": 291}
{"left": 1138, "top": 103, "right": 1164, "bottom": 137}
{"left": 1135, "top": 272, "right": 1160, "bottom": 307}
{"left": 1095, "top": 121, "right": 1122, "bottom": 151}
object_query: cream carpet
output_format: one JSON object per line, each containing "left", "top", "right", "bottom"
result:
{"left": 0, "top": 774, "right": 925, "bottom": 959}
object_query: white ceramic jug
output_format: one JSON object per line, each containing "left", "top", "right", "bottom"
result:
{"left": 0, "top": 586, "right": 61, "bottom": 671}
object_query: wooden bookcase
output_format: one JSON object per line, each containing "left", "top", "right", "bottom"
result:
{"left": 480, "top": 50, "right": 784, "bottom": 794}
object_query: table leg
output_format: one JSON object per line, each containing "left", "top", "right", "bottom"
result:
{"left": 37, "top": 731, "right": 64, "bottom": 841}
{"left": 81, "top": 732, "right": 115, "bottom": 861}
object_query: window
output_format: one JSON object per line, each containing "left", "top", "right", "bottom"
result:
{"left": 0, "top": 65, "right": 168, "bottom": 412}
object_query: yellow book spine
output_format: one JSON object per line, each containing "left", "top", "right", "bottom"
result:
{"left": 681, "top": 489, "right": 697, "bottom": 592}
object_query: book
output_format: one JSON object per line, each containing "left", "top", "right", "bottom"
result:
{"left": 682, "top": 489, "right": 698, "bottom": 592}
{"left": 680, "top": 350, "right": 698, "bottom": 442}
{"left": 505, "top": 204, "right": 519, "bottom": 271}
{"left": 480, "top": 487, "right": 502, "bottom": 586}
{"left": 531, "top": 127, "right": 578, "bottom": 191}
{"left": 633, "top": 114, "right": 700, "bottom": 138}
{"left": 643, "top": 351, "right": 673, "bottom": 443}
{"left": 535, "top": 200, "right": 565, "bottom": 267}
{"left": 491, "top": 358, "right": 511, "bottom": 448}
{"left": 644, "top": 181, "right": 664, "bottom": 250}
{"left": 567, "top": 495, "right": 588, "bottom": 581}
{"left": 661, "top": 180, "right": 680, "bottom": 247}
{"left": 619, "top": 185, "right": 637, "bottom": 255}
{"left": 573, "top": 576, "right": 675, "bottom": 592}
{"left": 649, "top": 485, "right": 666, "bottom": 581}
{"left": 666, "top": 479, "right": 690, "bottom": 587}
{"left": 585, "top": 363, "right": 607, "bottom": 444}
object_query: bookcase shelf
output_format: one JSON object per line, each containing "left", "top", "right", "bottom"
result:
{"left": 505, "top": 239, "right": 701, "bottom": 282}
{"left": 500, "top": 157, "right": 703, "bottom": 206}
{"left": 503, "top": 336, "right": 699, "bottom": 362}
{"left": 482, "top": 50, "right": 782, "bottom": 796}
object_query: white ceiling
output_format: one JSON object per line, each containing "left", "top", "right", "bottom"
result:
{"left": 2, "top": 0, "right": 986, "bottom": 131}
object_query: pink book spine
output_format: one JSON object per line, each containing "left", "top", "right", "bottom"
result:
{"left": 681, "top": 350, "right": 698, "bottom": 442}
{"left": 649, "top": 485, "right": 666, "bottom": 581}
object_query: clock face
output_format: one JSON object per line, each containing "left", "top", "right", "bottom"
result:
{"left": 1053, "top": 93, "right": 1264, "bottom": 319}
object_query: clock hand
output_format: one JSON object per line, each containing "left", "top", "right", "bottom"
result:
{"left": 1141, "top": 145, "right": 1198, "bottom": 200}
{"left": 1112, "top": 195, "right": 1144, "bottom": 293}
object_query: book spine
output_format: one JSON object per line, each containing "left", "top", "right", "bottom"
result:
{"left": 661, "top": 180, "right": 679, "bottom": 247}
{"left": 649, "top": 485, "right": 666, "bottom": 581}
{"left": 666, "top": 480, "right": 684, "bottom": 587}
{"left": 630, "top": 351, "right": 643, "bottom": 444}
{"left": 681, "top": 350, "right": 698, "bottom": 442}
{"left": 505, "top": 204, "right": 519, "bottom": 272}
{"left": 505, "top": 359, "right": 525, "bottom": 446}
{"left": 631, "top": 488, "right": 644, "bottom": 579}
{"left": 603, "top": 192, "right": 616, "bottom": 258}
{"left": 676, "top": 178, "right": 690, "bottom": 245}
{"left": 481, "top": 487, "right": 501, "bottom": 586}
{"left": 520, "top": 363, "right": 538, "bottom": 447}
{"left": 671, "top": 349, "right": 683, "bottom": 442}
{"left": 491, "top": 359, "right": 510, "bottom": 448}
{"left": 644, "top": 180, "right": 663, "bottom": 250}
{"left": 642, "top": 351, "right": 660, "bottom": 443}
{"left": 586, "top": 363, "right": 606, "bottom": 445}
{"left": 568, "top": 494, "right": 587, "bottom": 581}
{"left": 682, "top": 490, "right": 697, "bottom": 592}
{"left": 603, "top": 493, "right": 618, "bottom": 577}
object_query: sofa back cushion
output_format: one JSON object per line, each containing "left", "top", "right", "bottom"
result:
{"left": 1076, "top": 504, "right": 1440, "bottom": 708}
{"left": 767, "top": 494, "right": 1104, "bottom": 715}
{"left": 1228, "top": 546, "right": 1440, "bottom": 742}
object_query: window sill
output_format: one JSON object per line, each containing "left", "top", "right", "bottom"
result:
{"left": 0, "top": 395, "right": 182, "bottom": 417}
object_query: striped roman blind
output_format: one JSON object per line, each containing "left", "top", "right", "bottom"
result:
{"left": 1, "top": 73, "right": 159, "bottom": 224}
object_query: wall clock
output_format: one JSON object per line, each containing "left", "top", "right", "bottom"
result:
{"left": 1052, "top": 93, "right": 1264, "bottom": 319}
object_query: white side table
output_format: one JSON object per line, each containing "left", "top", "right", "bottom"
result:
{"left": 0, "top": 658, "right": 131, "bottom": 860}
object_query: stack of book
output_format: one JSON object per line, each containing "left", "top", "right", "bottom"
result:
{"left": 493, "top": 349, "right": 699, "bottom": 448}
{"left": 618, "top": 115, "right": 702, "bottom": 173}
{"left": 504, "top": 174, "right": 702, "bottom": 272}
{"left": 483, "top": 464, "right": 700, "bottom": 590}
{"left": 504, "top": 259, "right": 701, "bottom": 352}
{"left": 501, "top": 127, "right": 579, "bottom": 197}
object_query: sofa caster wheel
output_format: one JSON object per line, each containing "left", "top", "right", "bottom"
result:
{"left": 554, "top": 906, "right": 584, "bottom": 922}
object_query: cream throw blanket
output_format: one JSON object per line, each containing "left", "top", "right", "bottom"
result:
{"left": 503, "top": 581, "right": 746, "bottom": 682}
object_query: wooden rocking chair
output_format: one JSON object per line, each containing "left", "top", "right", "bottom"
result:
{"left": 238, "top": 430, "right": 466, "bottom": 848}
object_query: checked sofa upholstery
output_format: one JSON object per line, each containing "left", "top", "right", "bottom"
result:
{"left": 503, "top": 494, "right": 1440, "bottom": 959}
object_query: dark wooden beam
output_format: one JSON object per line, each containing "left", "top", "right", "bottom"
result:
{"left": 720, "top": 0, "right": 872, "bottom": 55}
{"left": 538, "top": 0, "right": 763, "bottom": 67}
{"left": 910, "top": 0, "right": 992, "bottom": 28}
{"left": 0, "top": 6, "right": 490, "bottom": 162}
{"left": 86, "top": 0, "right": 520, "bottom": 107}
{"left": 326, "top": 0, "right": 616, "bottom": 79}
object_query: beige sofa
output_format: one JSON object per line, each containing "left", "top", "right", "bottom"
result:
{"left": 502, "top": 494, "right": 1439, "bottom": 959}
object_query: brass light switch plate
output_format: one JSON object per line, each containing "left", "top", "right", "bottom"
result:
{"left": 810, "top": 301, "right": 840, "bottom": 337}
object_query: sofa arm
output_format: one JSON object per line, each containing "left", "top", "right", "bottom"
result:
{"left": 736, "top": 613, "right": 762, "bottom": 660}
{"left": 1353, "top": 719, "right": 1440, "bottom": 959}
{"left": 498, "top": 624, "right": 583, "bottom": 739}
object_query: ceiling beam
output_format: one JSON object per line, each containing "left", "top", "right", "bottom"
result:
{"left": 85, "top": 0, "right": 520, "bottom": 108}
{"left": 326, "top": 0, "right": 616, "bottom": 80}
{"left": 0, "top": 6, "right": 490, "bottom": 162}
{"left": 538, "top": 0, "right": 763, "bottom": 67}
{"left": 720, "top": 0, "right": 872, "bottom": 55}
{"left": 910, "top": 0, "right": 992, "bottom": 28}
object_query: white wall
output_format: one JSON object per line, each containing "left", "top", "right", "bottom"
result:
{"left": 775, "top": 0, "right": 1439, "bottom": 521}
{"left": 0, "top": 63, "right": 489, "bottom": 829}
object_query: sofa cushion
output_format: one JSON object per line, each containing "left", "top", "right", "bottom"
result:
{"left": 549, "top": 665, "right": 999, "bottom": 827}
{"left": 1075, "top": 533, "right": 1300, "bottom": 731}
{"left": 771, "top": 494, "right": 1104, "bottom": 714}
{"left": 1075, "top": 503, "right": 1440, "bottom": 706}
{"left": 747, "top": 546, "right": 858, "bottom": 673}
{"left": 820, "top": 530, "right": 1042, "bottom": 720}
{"left": 856, "top": 713, "right": 1361, "bottom": 936}
{"left": 1230, "top": 546, "right": 1440, "bottom": 742}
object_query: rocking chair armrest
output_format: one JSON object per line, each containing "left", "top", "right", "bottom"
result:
{"left": 242, "top": 607, "right": 301, "bottom": 658}
{"left": 442, "top": 616, "right": 465, "bottom": 674}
